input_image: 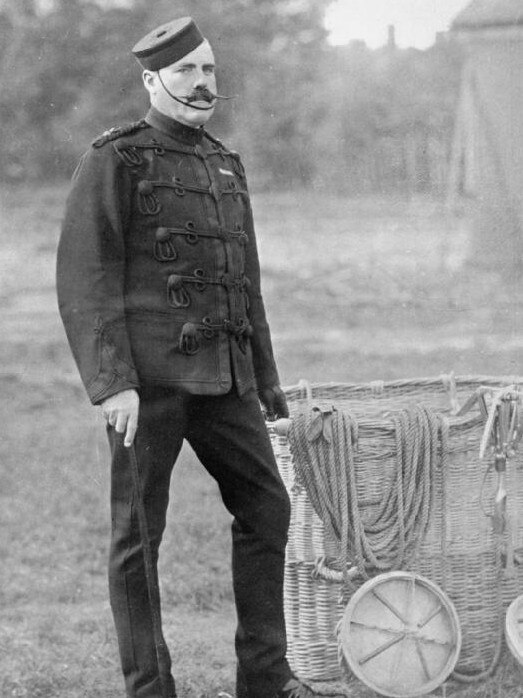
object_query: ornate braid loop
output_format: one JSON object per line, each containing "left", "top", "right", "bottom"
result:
{"left": 137, "top": 180, "right": 161, "bottom": 215}
{"left": 154, "top": 228, "right": 177, "bottom": 261}
{"left": 167, "top": 275, "right": 191, "bottom": 308}
{"left": 114, "top": 144, "right": 143, "bottom": 167}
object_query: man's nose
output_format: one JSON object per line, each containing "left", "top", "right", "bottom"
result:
{"left": 193, "top": 69, "right": 208, "bottom": 87}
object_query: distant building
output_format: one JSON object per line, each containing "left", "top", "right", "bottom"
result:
{"left": 449, "top": 0, "right": 523, "bottom": 269}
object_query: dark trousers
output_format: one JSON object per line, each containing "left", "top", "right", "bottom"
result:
{"left": 107, "top": 386, "right": 292, "bottom": 698}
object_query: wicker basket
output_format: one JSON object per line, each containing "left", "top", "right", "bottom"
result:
{"left": 270, "top": 375, "right": 523, "bottom": 682}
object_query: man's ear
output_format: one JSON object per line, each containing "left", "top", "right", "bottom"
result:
{"left": 142, "top": 70, "right": 157, "bottom": 96}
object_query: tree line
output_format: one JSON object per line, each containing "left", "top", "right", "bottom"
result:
{"left": 0, "top": 0, "right": 463, "bottom": 194}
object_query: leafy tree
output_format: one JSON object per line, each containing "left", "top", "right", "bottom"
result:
{"left": 0, "top": 0, "right": 462, "bottom": 194}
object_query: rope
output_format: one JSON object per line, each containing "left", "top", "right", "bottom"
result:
{"left": 288, "top": 404, "right": 444, "bottom": 583}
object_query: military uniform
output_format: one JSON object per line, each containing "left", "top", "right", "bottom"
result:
{"left": 57, "top": 106, "right": 279, "bottom": 404}
{"left": 57, "top": 106, "right": 292, "bottom": 697}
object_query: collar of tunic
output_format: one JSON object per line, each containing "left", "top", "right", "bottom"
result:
{"left": 145, "top": 106, "right": 205, "bottom": 146}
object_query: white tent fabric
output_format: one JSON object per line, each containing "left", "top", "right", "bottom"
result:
{"left": 449, "top": 3, "right": 523, "bottom": 266}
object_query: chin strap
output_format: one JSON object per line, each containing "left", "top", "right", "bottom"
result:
{"left": 157, "top": 72, "right": 234, "bottom": 111}
{"left": 157, "top": 72, "right": 216, "bottom": 111}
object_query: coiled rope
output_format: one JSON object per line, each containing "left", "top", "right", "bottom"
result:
{"left": 288, "top": 405, "right": 444, "bottom": 584}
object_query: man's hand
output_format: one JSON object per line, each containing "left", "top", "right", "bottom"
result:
{"left": 100, "top": 389, "right": 140, "bottom": 447}
{"left": 258, "top": 385, "right": 289, "bottom": 421}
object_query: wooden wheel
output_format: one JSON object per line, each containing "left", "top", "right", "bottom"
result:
{"left": 506, "top": 594, "right": 523, "bottom": 666}
{"left": 338, "top": 572, "right": 461, "bottom": 697}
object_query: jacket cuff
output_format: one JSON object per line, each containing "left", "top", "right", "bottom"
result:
{"left": 89, "top": 374, "right": 140, "bottom": 405}
{"left": 254, "top": 367, "right": 280, "bottom": 393}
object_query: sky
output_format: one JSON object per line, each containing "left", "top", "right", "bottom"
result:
{"left": 325, "top": 0, "right": 473, "bottom": 49}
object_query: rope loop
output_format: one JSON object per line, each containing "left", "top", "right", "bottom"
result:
{"left": 288, "top": 403, "right": 445, "bottom": 587}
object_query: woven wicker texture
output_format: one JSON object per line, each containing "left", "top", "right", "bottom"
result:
{"left": 271, "top": 375, "right": 523, "bottom": 682}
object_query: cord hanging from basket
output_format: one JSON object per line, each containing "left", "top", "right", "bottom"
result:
{"left": 287, "top": 404, "right": 445, "bottom": 586}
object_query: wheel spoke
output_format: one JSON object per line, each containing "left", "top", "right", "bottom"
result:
{"left": 416, "top": 634, "right": 455, "bottom": 648}
{"left": 415, "top": 638, "right": 432, "bottom": 681}
{"left": 359, "top": 633, "right": 405, "bottom": 665}
{"left": 372, "top": 588, "right": 409, "bottom": 624}
{"left": 417, "top": 602, "right": 443, "bottom": 629}
{"left": 351, "top": 620, "right": 405, "bottom": 636}
{"left": 390, "top": 631, "right": 406, "bottom": 684}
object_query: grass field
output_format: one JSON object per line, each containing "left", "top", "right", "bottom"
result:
{"left": 1, "top": 184, "right": 523, "bottom": 697}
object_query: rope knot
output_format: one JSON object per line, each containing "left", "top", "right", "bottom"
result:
{"left": 306, "top": 406, "right": 336, "bottom": 443}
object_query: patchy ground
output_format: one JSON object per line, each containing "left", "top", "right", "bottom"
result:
{"left": 1, "top": 185, "right": 523, "bottom": 697}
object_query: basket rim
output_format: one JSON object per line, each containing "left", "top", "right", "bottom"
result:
{"left": 278, "top": 374, "right": 523, "bottom": 430}
{"left": 283, "top": 374, "right": 523, "bottom": 396}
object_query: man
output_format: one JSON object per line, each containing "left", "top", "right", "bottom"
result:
{"left": 57, "top": 16, "right": 322, "bottom": 698}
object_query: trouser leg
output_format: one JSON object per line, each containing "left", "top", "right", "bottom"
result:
{"left": 108, "top": 388, "right": 186, "bottom": 698}
{"left": 235, "top": 664, "right": 249, "bottom": 698}
{"left": 186, "top": 388, "right": 293, "bottom": 698}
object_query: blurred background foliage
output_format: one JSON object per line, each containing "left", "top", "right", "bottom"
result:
{"left": 0, "top": 0, "right": 463, "bottom": 193}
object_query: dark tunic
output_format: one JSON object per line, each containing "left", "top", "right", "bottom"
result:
{"left": 57, "top": 107, "right": 279, "bottom": 404}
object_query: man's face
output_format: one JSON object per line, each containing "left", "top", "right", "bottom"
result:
{"left": 143, "top": 40, "right": 217, "bottom": 127}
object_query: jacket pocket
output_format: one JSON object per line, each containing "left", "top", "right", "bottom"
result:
{"left": 126, "top": 311, "right": 223, "bottom": 386}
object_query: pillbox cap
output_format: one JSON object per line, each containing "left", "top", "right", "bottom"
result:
{"left": 132, "top": 17, "right": 205, "bottom": 71}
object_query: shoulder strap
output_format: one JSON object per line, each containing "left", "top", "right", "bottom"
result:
{"left": 92, "top": 119, "right": 150, "bottom": 148}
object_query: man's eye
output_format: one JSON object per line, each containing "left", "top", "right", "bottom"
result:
{"left": 203, "top": 67, "right": 215, "bottom": 75}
